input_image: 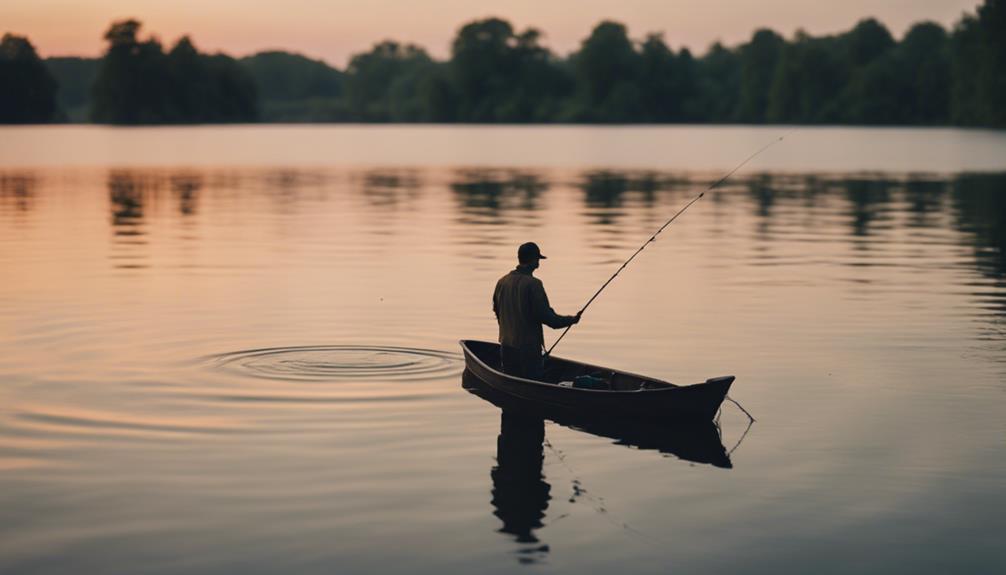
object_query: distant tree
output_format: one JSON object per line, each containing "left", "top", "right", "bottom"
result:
{"left": 898, "top": 22, "right": 951, "bottom": 124}
{"left": 694, "top": 42, "right": 741, "bottom": 122}
{"left": 840, "top": 53, "right": 907, "bottom": 124}
{"left": 45, "top": 57, "right": 99, "bottom": 122}
{"left": 736, "top": 29, "right": 784, "bottom": 122}
{"left": 384, "top": 55, "right": 437, "bottom": 122}
{"left": 843, "top": 18, "right": 896, "bottom": 67}
{"left": 637, "top": 34, "right": 683, "bottom": 121}
{"left": 767, "top": 31, "right": 847, "bottom": 123}
{"left": 976, "top": 0, "right": 1006, "bottom": 126}
{"left": 91, "top": 20, "right": 172, "bottom": 123}
{"left": 168, "top": 37, "right": 258, "bottom": 122}
{"left": 0, "top": 33, "right": 58, "bottom": 123}
{"left": 568, "top": 21, "right": 641, "bottom": 122}
{"left": 448, "top": 18, "right": 570, "bottom": 122}
{"left": 671, "top": 48, "right": 700, "bottom": 121}
{"left": 91, "top": 19, "right": 256, "bottom": 124}
{"left": 419, "top": 66, "right": 457, "bottom": 122}
{"left": 831, "top": 18, "right": 902, "bottom": 123}
{"left": 344, "top": 41, "right": 433, "bottom": 121}
{"left": 204, "top": 53, "right": 258, "bottom": 122}
{"left": 240, "top": 51, "right": 343, "bottom": 102}
{"left": 240, "top": 51, "right": 345, "bottom": 122}
{"left": 9, "top": 7, "right": 1006, "bottom": 127}
{"left": 450, "top": 18, "right": 518, "bottom": 121}
{"left": 497, "top": 28, "right": 572, "bottom": 122}
{"left": 951, "top": 0, "right": 1006, "bottom": 127}
{"left": 167, "top": 37, "right": 205, "bottom": 120}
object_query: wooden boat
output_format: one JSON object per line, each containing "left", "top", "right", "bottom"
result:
{"left": 462, "top": 371, "right": 732, "bottom": 468}
{"left": 460, "top": 340, "right": 734, "bottom": 421}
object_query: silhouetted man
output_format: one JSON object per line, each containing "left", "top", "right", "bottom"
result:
{"left": 493, "top": 242, "right": 580, "bottom": 380}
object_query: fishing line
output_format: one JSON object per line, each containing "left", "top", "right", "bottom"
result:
{"left": 726, "top": 395, "right": 756, "bottom": 422}
{"left": 542, "top": 435, "right": 660, "bottom": 545}
{"left": 545, "top": 135, "right": 784, "bottom": 358}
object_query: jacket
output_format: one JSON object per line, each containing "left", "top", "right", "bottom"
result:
{"left": 493, "top": 265, "right": 577, "bottom": 350}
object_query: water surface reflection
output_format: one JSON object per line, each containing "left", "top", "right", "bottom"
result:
{"left": 463, "top": 371, "right": 736, "bottom": 564}
{"left": 0, "top": 159, "right": 1004, "bottom": 574}
{"left": 492, "top": 412, "right": 551, "bottom": 564}
{"left": 0, "top": 172, "right": 35, "bottom": 215}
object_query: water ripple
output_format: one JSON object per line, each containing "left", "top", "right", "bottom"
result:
{"left": 204, "top": 345, "right": 463, "bottom": 382}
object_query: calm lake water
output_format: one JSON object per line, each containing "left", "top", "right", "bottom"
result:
{"left": 1, "top": 126, "right": 1004, "bottom": 574}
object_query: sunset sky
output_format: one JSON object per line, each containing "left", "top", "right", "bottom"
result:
{"left": 3, "top": 0, "right": 981, "bottom": 66}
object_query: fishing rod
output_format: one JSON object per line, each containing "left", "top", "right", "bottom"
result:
{"left": 544, "top": 136, "right": 784, "bottom": 359}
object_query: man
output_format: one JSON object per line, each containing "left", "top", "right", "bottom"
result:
{"left": 493, "top": 242, "right": 580, "bottom": 380}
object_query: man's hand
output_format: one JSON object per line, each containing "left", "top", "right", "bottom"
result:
{"left": 572, "top": 311, "right": 582, "bottom": 325}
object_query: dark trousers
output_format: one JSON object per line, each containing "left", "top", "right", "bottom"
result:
{"left": 500, "top": 345, "right": 544, "bottom": 381}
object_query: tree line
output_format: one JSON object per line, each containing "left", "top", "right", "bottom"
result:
{"left": 2, "top": 0, "right": 1003, "bottom": 126}
{"left": 88, "top": 20, "right": 257, "bottom": 123}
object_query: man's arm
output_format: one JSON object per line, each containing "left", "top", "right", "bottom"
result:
{"left": 532, "top": 281, "right": 579, "bottom": 329}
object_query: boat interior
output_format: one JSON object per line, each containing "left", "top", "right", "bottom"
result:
{"left": 465, "top": 340, "right": 675, "bottom": 391}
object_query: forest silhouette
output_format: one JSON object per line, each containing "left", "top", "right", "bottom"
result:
{"left": 1, "top": 0, "right": 1004, "bottom": 126}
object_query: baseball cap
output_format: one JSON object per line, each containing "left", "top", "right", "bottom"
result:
{"left": 518, "top": 242, "right": 547, "bottom": 262}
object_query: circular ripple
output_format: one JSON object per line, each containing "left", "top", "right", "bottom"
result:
{"left": 206, "top": 345, "right": 463, "bottom": 382}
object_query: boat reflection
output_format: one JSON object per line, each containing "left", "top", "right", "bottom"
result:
{"left": 463, "top": 370, "right": 733, "bottom": 469}
{"left": 466, "top": 369, "right": 735, "bottom": 564}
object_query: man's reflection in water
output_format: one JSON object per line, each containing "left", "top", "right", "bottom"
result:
{"left": 491, "top": 411, "right": 551, "bottom": 563}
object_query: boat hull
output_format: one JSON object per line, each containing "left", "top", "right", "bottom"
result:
{"left": 462, "top": 371, "right": 732, "bottom": 467}
{"left": 460, "top": 340, "right": 733, "bottom": 421}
